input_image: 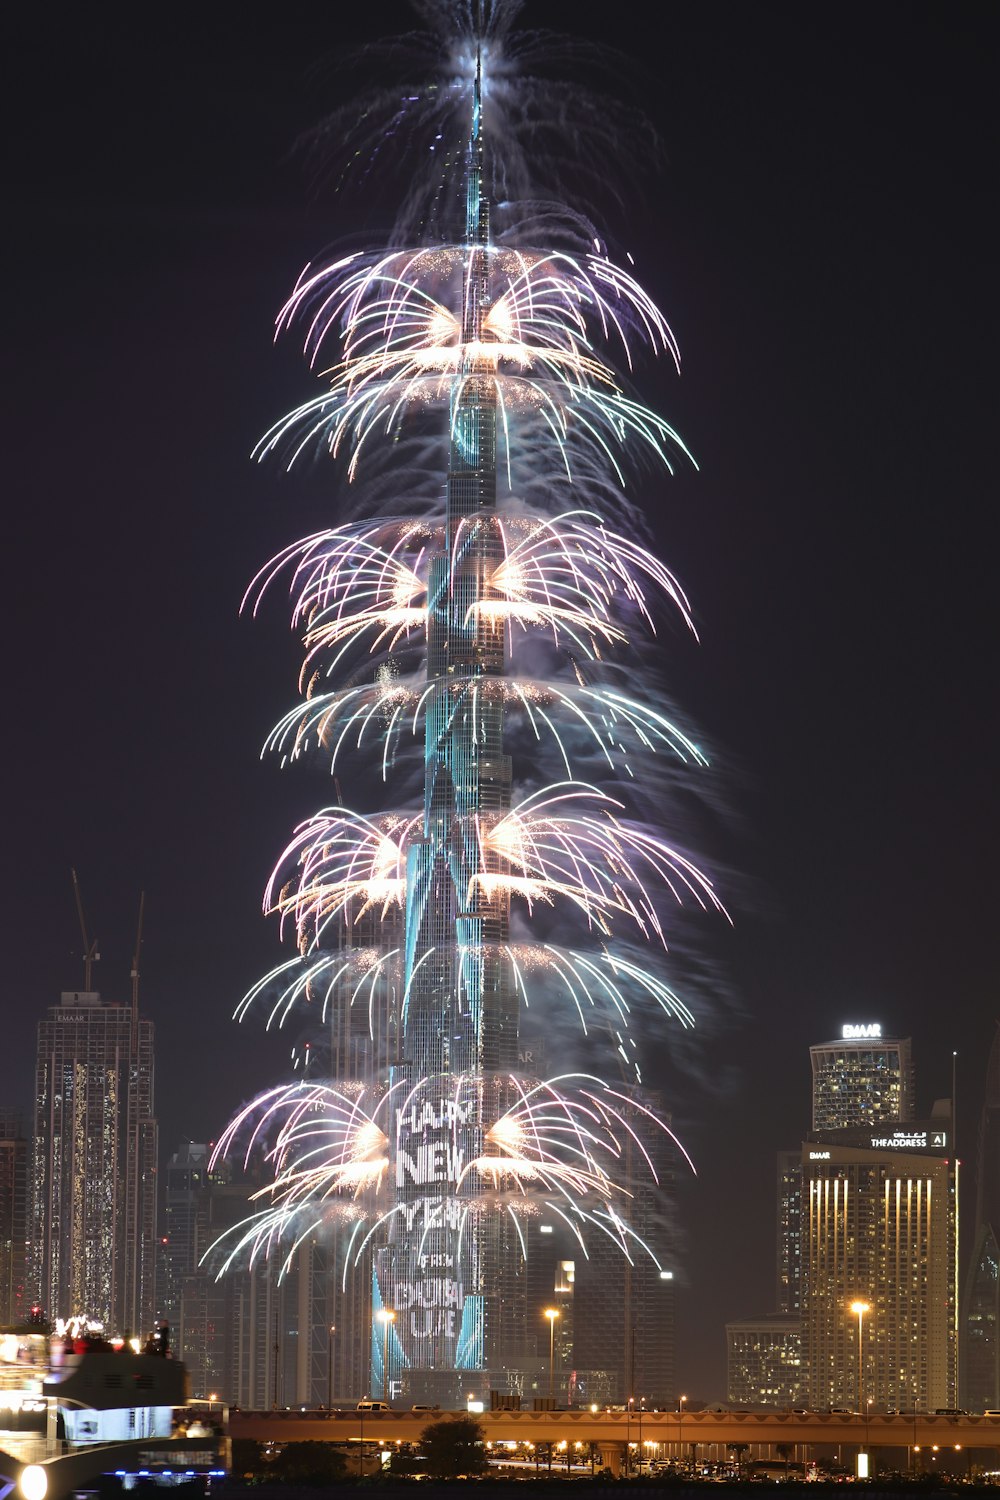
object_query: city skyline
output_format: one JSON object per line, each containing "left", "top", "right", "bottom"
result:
{"left": 5, "top": 1, "right": 997, "bottom": 1398}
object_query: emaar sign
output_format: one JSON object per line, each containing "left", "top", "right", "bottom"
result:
{"left": 842, "top": 1023, "right": 882, "bottom": 1039}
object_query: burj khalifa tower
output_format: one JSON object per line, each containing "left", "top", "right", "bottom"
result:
{"left": 375, "top": 49, "right": 521, "bottom": 1402}
{"left": 216, "top": 5, "right": 720, "bottom": 1414}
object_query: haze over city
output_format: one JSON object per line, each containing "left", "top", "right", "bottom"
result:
{"left": 5, "top": 1, "right": 996, "bottom": 1399}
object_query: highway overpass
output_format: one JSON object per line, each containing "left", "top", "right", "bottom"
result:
{"left": 231, "top": 1407, "right": 1000, "bottom": 1474}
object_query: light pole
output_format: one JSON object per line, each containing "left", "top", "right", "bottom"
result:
{"left": 678, "top": 1393, "right": 687, "bottom": 1469}
{"left": 376, "top": 1308, "right": 395, "bottom": 1402}
{"left": 850, "top": 1300, "right": 870, "bottom": 1478}
{"left": 850, "top": 1301, "right": 869, "bottom": 1412}
{"left": 544, "top": 1308, "right": 560, "bottom": 1402}
{"left": 327, "top": 1324, "right": 335, "bottom": 1412}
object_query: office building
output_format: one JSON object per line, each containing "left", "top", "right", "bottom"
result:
{"left": 810, "top": 1026, "right": 913, "bottom": 1131}
{"left": 802, "top": 1108, "right": 956, "bottom": 1412}
{"left": 31, "top": 990, "right": 157, "bottom": 1334}
{"left": 573, "top": 1090, "right": 677, "bottom": 1406}
{"left": 962, "top": 1022, "right": 1000, "bottom": 1411}
{"left": 726, "top": 1314, "right": 803, "bottom": 1408}
{"left": 776, "top": 1149, "right": 803, "bottom": 1315}
{"left": 0, "top": 1110, "right": 29, "bottom": 1325}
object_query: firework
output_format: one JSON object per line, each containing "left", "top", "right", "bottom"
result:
{"left": 212, "top": 7, "right": 725, "bottom": 1406}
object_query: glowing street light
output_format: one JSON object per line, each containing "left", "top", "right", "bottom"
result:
{"left": 850, "top": 1300, "right": 870, "bottom": 1477}
{"left": 544, "top": 1309, "right": 560, "bottom": 1401}
{"left": 849, "top": 1301, "right": 870, "bottom": 1412}
{"left": 678, "top": 1393, "right": 687, "bottom": 1467}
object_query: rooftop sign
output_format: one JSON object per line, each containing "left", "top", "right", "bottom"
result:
{"left": 841, "top": 1023, "right": 882, "bottom": 1039}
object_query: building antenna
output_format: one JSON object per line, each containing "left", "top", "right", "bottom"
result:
{"left": 71, "top": 868, "right": 99, "bottom": 991}
{"left": 130, "top": 891, "right": 145, "bottom": 1048}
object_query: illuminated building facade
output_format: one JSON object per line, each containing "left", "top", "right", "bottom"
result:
{"left": 776, "top": 1148, "right": 803, "bottom": 1315}
{"left": 0, "top": 1110, "right": 29, "bottom": 1325}
{"left": 31, "top": 990, "right": 157, "bottom": 1334}
{"left": 726, "top": 1314, "right": 803, "bottom": 1408}
{"left": 962, "top": 1022, "right": 1000, "bottom": 1411}
{"left": 810, "top": 1027, "right": 913, "bottom": 1131}
{"left": 225, "top": 14, "right": 709, "bottom": 1409}
{"left": 802, "top": 1116, "right": 956, "bottom": 1412}
{"left": 371, "top": 56, "right": 520, "bottom": 1406}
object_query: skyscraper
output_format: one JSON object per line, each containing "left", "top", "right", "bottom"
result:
{"left": 220, "top": 11, "right": 715, "bottom": 1409}
{"left": 776, "top": 1149, "right": 803, "bottom": 1315}
{"left": 802, "top": 1108, "right": 957, "bottom": 1412}
{"left": 0, "top": 1110, "right": 29, "bottom": 1325}
{"left": 962, "top": 1023, "right": 1000, "bottom": 1411}
{"left": 31, "top": 990, "right": 157, "bottom": 1334}
{"left": 810, "top": 1026, "right": 913, "bottom": 1131}
{"left": 726, "top": 1314, "right": 803, "bottom": 1408}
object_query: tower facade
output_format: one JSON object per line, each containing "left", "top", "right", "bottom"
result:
{"left": 962, "top": 1022, "right": 1000, "bottom": 1411}
{"left": 776, "top": 1148, "right": 803, "bottom": 1315}
{"left": 219, "top": 11, "right": 714, "bottom": 1411}
{"left": 31, "top": 991, "right": 157, "bottom": 1334}
{"left": 0, "top": 1110, "right": 29, "bottom": 1325}
{"left": 726, "top": 1314, "right": 803, "bottom": 1408}
{"left": 375, "top": 61, "right": 519, "bottom": 1401}
{"left": 810, "top": 1026, "right": 913, "bottom": 1131}
{"left": 802, "top": 1116, "right": 956, "bottom": 1412}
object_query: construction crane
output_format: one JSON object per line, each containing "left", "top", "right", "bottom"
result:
{"left": 71, "top": 867, "right": 99, "bottom": 991}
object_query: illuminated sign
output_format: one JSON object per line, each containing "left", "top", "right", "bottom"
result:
{"left": 809, "top": 1150, "right": 830, "bottom": 1160}
{"left": 841, "top": 1023, "right": 882, "bottom": 1039}
{"left": 869, "top": 1129, "right": 947, "bottom": 1151}
{"left": 389, "top": 1089, "right": 473, "bottom": 1348}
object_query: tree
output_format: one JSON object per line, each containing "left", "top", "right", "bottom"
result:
{"left": 266, "top": 1441, "right": 348, "bottom": 1485}
{"left": 728, "top": 1442, "right": 749, "bottom": 1477}
{"left": 419, "top": 1415, "right": 490, "bottom": 1478}
{"left": 230, "top": 1438, "right": 263, "bottom": 1479}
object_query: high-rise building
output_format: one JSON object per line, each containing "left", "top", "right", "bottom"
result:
{"left": 776, "top": 1149, "right": 803, "bottom": 1315}
{"left": 573, "top": 1091, "right": 677, "bottom": 1406}
{"left": 962, "top": 1022, "right": 1000, "bottom": 1412}
{"left": 30, "top": 990, "right": 157, "bottom": 1335}
{"left": 221, "top": 15, "right": 710, "bottom": 1410}
{"left": 802, "top": 1109, "right": 956, "bottom": 1412}
{"left": 726, "top": 1314, "right": 803, "bottom": 1408}
{"left": 810, "top": 1026, "right": 913, "bottom": 1131}
{"left": 160, "top": 1142, "right": 213, "bottom": 1335}
{"left": 0, "top": 1110, "right": 29, "bottom": 1325}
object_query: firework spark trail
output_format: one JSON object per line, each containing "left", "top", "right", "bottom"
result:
{"left": 262, "top": 675, "right": 706, "bottom": 782}
{"left": 267, "top": 782, "right": 725, "bottom": 954}
{"left": 244, "top": 511, "right": 696, "bottom": 685}
{"left": 207, "top": 1071, "right": 689, "bottom": 1274}
{"left": 213, "top": 6, "right": 729, "bottom": 1399}
{"left": 278, "top": 247, "right": 680, "bottom": 373}
{"left": 256, "top": 237, "right": 692, "bottom": 479}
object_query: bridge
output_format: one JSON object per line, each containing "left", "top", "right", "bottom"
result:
{"left": 230, "top": 1408, "right": 1000, "bottom": 1475}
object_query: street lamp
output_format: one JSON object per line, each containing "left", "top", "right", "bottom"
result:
{"left": 544, "top": 1309, "right": 560, "bottom": 1401}
{"left": 849, "top": 1301, "right": 869, "bottom": 1412}
{"left": 637, "top": 1396, "right": 645, "bottom": 1475}
{"left": 327, "top": 1324, "right": 336, "bottom": 1412}
{"left": 850, "top": 1301, "right": 870, "bottom": 1478}
{"left": 678, "top": 1393, "right": 687, "bottom": 1469}
{"left": 376, "top": 1308, "right": 396, "bottom": 1402}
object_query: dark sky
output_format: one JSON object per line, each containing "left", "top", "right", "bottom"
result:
{"left": 5, "top": 3, "right": 997, "bottom": 1397}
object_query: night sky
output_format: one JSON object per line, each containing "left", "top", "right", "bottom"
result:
{"left": 6, "top": 3, "right": 997, "bottom": 1397}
